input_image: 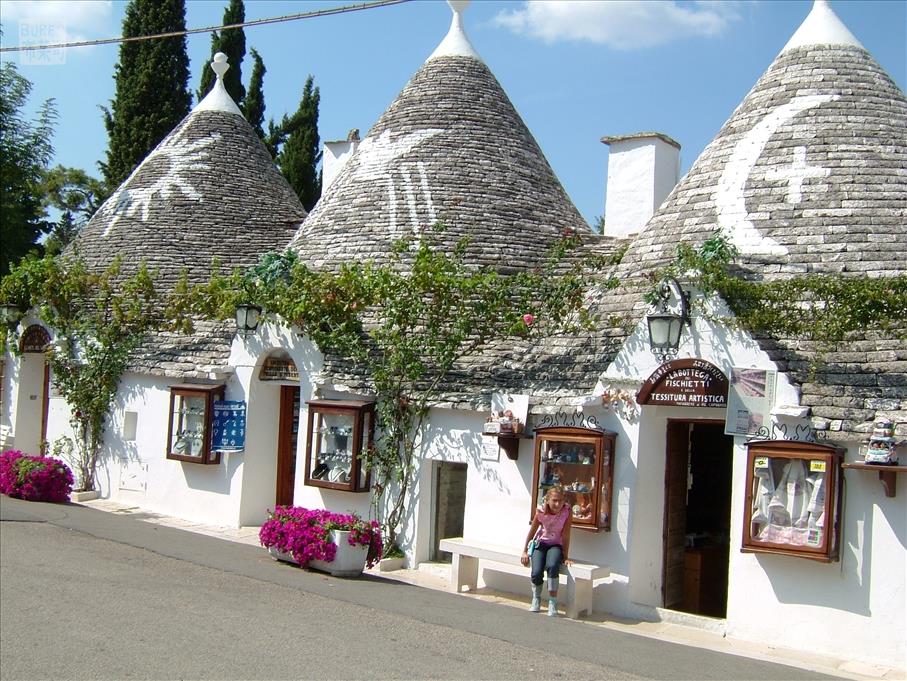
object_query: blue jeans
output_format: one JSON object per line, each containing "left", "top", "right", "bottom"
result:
{"left": 530, "top": 542, "right": 563, "bottom": 586}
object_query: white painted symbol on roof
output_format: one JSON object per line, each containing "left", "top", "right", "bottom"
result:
{"left": 765, "top": 146, "right": 829, "bottom": 204}
{"left": 351, "top": 128, "right": 443, "bottom": 181}
{"left": 100, "top": 128, "right": 220, "bottom": 236}
{"left": 716, "top": 94, "right": 837, "bottom": 256}
{"left": 351, "top": 128, "right": 443, "bottom": 237}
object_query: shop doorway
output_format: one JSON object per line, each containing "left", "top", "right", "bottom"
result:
{"left": 662, "top": 420, "right": 732, "bottom": 618}
{"left": 430, "top": 461, "right": 467, "bottom": 562}
{"left": 13, "top": 326, "right": 51, "bottom": 455}
{"left": 275, "top": 386, "right": 301, "bottom": 507}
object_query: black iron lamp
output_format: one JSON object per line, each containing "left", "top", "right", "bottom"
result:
{"left": 234, "top": 303, "right": 262, "bottom": 336}
{"left": 646, "top": 277, "right": 691, "bottom": 360}
{"left": 0, "top": 303, "right": 20, "bottom": 332}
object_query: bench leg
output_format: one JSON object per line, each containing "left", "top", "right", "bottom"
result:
{"left": 565, "top": 574, "right": 592, "bottom": 619}
{"left": 451, "top": 554, "right": 479, "bottom": 593}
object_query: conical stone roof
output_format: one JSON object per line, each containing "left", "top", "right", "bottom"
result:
{"left": 582, "top": 0, "right": 907, "bottom": 438}
{"left": 76, "top": 60, "right": 305, "bottom": 290}
{"left": 290, "top": 6, "right": 593, "bottom": 272}
{"left": 72, "top": 56, "right": 306, "bottom": 378}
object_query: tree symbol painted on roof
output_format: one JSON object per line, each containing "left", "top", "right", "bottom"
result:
{"left": 100, "top": 127, "right": 221, "bottom": 237}
{"left": 345, "top": 127, "right": 444, "bottom": 237}
{"left": 715, "top": 93, "right": 837, "bottom": 257}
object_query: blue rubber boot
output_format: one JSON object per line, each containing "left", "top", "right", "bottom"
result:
{"left": 530, "top": 583, "right": 542, "bottom": 612}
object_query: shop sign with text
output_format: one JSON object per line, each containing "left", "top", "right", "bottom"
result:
{"left": 636, "top": 358, "right": 729, "bottom": 407}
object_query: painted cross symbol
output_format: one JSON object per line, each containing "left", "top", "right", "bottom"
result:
{"left": 765, "top": 146, "right": 829, "bottom": 204}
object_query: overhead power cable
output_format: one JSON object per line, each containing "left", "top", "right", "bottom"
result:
{"left": 0, "top": 0, "right": 411, "bottom": 53}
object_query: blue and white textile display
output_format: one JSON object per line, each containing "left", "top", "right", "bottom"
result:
{"left": 213, "top": 400, "right": 246, "bottom": 451}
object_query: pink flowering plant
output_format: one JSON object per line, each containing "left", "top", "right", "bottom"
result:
{"left": 0, "top": 449, "right": 74, "bottom": 503}
{"left": 259, "top": 506, "right": 382, "bottom": 569}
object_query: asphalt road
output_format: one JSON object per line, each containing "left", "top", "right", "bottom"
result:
{"left": 0, "top": 495, "right": 838, "bottom": 680}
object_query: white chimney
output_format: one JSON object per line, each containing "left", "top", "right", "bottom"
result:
{"left": 322, "top": 128, "right": 361, "bottom": 192}
{"left": 601, "top": 132, "right": 680, "bottom": 238}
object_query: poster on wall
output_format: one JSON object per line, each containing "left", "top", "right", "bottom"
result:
{"left": 213, "top": 400, "right": 246, "bottom": 451}
{"left": 725, "top": 368, "right": 777, "bottom": 436}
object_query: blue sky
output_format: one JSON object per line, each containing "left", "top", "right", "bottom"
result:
{"left": 1, "top": 0, "right": 904, "bottom": 227}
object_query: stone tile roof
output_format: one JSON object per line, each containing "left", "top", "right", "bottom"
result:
{"left": 328, "top": 38, "right": 907, "bottom": 441}
{"left": 72, "top": 109, "right": 306, "bottom": 377}
{"left": 290, "top": 54, "right": 594, "bottom": 271}
{"left": 582, "top": 42, "right": 907, "bottom": 441}
{"left": 295, "top": 43, "right": 610, "bottom": 406}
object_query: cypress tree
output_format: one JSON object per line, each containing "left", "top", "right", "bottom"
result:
{"left": 276, "top": 76, "right": 321, "bottom": 211}
{"left": 242, "top": 47, "right": 266, "bottom": 141}
{"left": 101, "top": 0, "right": 191, "bottom": 189}
{"left": 197, "top": 0, "right": 246, "bottom": 105}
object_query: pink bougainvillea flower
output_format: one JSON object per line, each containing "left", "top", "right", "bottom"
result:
{"left": 522, "top": 313, "right": 534, "bottom": 327}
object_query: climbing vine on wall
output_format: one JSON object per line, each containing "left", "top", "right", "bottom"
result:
{"left": 190, "top": 225, "right": 608, "bottom": 553}
{"left": 0, "top": 253, "right": 192, "bottom": 490}
{"left": 649, "top": 231, "right": 907, "bottom": 347}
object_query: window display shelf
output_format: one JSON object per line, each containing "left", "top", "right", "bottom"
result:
{"left": 531, "top": 426, "right": 617, "bottom": 532}
{"left": 841, "top": 462, "right": 907, "bottom": 498}
{"left": 742, "top": 440, "right": 843, "bottom": 562}
{"left": 166, "top": 383, "right": 224, "bottom": 465}
{"left": 304, "top": 399, "right": 375, "bottom": 493}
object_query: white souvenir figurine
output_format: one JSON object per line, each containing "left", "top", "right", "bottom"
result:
{"left": 864, "top": 418, "right": 899, "bottom": 465}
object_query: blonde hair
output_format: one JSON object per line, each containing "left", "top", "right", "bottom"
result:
{"left": 543, "top": 484, "right": 565, "bottom": 510}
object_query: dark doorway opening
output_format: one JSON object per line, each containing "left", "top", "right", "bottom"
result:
{"left": 431, "top": 461, "right": 467, "bottom": 562}
{"left": 275, "top": 386, "right": 301, "bottom": 508}
{"left": 663, "top": 420, "right": 733, "bottom": 618}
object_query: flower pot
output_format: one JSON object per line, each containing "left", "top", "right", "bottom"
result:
{"left": 70, "top": 490, "right": 100, "bottom": 502}
{"left": 268, "top": 547, "right": 295, "bottom": 563}
{"left": 267, "top": 531, "right": 368, "bottom": 578}
{"left": 309, "top": 530, "right": 368, "bottom": 577}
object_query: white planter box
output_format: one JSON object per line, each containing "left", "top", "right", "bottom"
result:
{"left": 267, "top": 530, "right": 368, "bottom": 578}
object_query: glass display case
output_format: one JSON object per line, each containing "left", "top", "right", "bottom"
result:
{"left": 304, "top": 399, "right": 375, "bottom": 493}
{"left": 166, "top": 384, "right": 225, "bottom": 464}
{"left": 530, "top": 426, "right": 617, "bottom": 531}
{"left": 742, "top": 439, "right": 843, "bottom": 562}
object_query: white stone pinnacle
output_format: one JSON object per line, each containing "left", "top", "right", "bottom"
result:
{"left": 781, "top": 0, "right": 864, "bottom": 54}
{"left": 194, "top": 51, "right": 243, "bottom": 116}
{"left": 429, "top": 0, "right": 481, "bottom": 61}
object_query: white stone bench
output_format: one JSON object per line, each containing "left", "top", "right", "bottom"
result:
{"left": 438, "top": 537, "right": 610, "bottom": 619}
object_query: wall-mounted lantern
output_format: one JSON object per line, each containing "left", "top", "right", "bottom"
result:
{"left": 646, "top": 277, "right": 690, "bottom": 360}
{"left": 234, "top": 303, "right": 262, "bottom": 337}
{"left": 0, "top": 303, "right": 20, "bottom": 332}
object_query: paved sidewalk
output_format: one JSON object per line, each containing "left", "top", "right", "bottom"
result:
{"left": 77, "top": 499, "right": 903, "bottom": 681}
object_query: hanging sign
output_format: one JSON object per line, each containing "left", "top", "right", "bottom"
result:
{"left": 19, "top": 325, "right": 51, "bottom": 353}
{"left": 725, "top": 368, "right": 777, "bottom": 436}
{"left": 212, "top": 400, "right": 246, "bottom": 451}
{"left": 259, "top": 355, "right": 299, "bottom": 381}
{"left": 636, "top": 358, "right": 729, "bottom": 407}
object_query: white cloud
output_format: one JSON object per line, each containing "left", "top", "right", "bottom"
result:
{"left": 1, "top": 0, "right": 114, "bottom": 48}
{"left": 492, "top": 0, "right": 744, "bottom": 50}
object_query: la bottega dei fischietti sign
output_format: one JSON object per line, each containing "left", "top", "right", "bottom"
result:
{"left": 636, "top": 358, "right": 729, "bottom": 407}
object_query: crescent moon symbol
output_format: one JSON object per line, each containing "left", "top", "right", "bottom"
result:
{"left": 716, "top": 94, "right": 837, "bottom": 256}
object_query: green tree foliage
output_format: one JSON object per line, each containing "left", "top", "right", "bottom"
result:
{"left": 197, "top": 0, "right": 246, "bottom": 105}
{"left": 190, "top": 226, "right": 602, "bottom": 550}
{"left": 0, "top": 254, "right": 191, "bottom": 490}
{"left": 0, "top": 61, "right": 56, "bottom": 275}
{"left": 101, "top": 0, "right": 192, "bottom": 190}
{"left": 274, "top": 76, "right": 321, "bottom": 211}
{"left": 39, "top": 165, "right": 107, "bottom": 254}
{"left": 242, "top": 47, "right": 267, "bottom": 142}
